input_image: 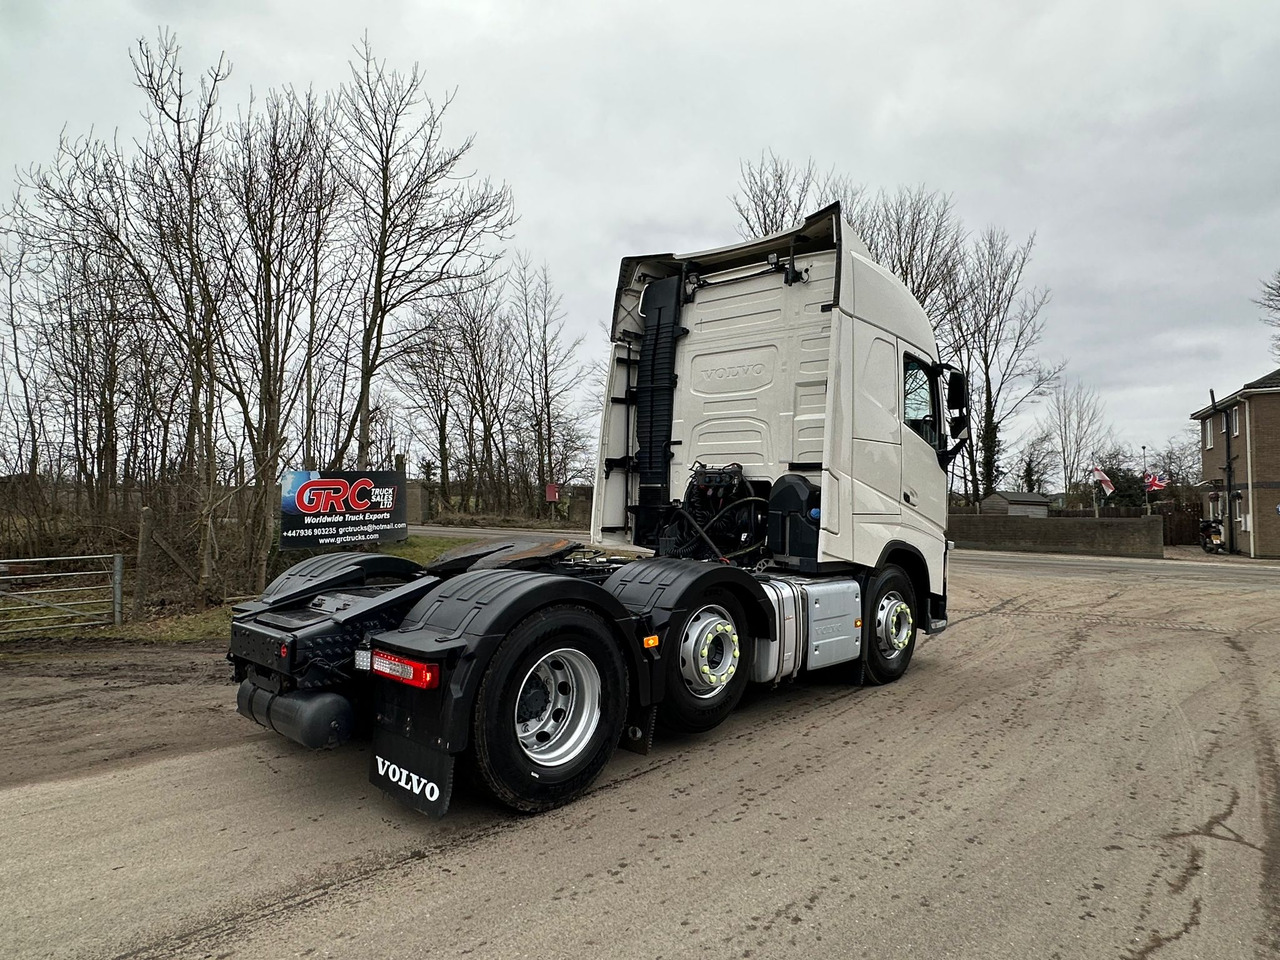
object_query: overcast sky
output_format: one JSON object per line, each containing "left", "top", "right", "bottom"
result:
{"left": 2, "top": 0, "right": 1277, "bottom": 456}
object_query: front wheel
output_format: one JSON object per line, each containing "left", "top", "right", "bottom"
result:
{"left": 472, "top": 605, "right": 628, "bottom": 813}
{"left": 862, "top": 565, "right": 918, "bottom": 685}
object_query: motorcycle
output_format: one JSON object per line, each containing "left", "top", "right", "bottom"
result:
{"left": 1199, "top": 517, "right": 1225, "bottom": 554}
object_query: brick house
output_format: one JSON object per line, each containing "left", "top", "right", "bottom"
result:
{"left": 1190, "top": 367, "right": 1280, "bottom": 557}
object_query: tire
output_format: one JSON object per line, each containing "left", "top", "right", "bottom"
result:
{"left": 472, "top": 605, "right": 628, "bottom": 813}
{"left": 657, "top": 588, "right": 753, "bottom": 735}
{"left": 862, "top": 565, "right": 918, "bottom": 686}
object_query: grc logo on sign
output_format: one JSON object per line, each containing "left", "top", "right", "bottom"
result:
{"left": 295, "top": 477, "right": 395, "bottom": 514}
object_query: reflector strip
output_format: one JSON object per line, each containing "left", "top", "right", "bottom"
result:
{"left": 371, "top": 650, "right": 440, "bottom": 689}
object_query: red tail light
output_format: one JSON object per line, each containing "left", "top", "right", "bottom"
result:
{"left": 370, "top": 650, "right": 440, "bottom": 689}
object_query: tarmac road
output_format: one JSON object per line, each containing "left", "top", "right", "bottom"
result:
{"left": 954, "top": 548, "right": 1280, "bottom": 586}
{"left": 2, "top": 552, "right": 1278, "bottom": 959}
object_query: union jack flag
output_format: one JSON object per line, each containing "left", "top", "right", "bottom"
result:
{"left": 1143, "top": 471, "right": 1169, "bottom": 492}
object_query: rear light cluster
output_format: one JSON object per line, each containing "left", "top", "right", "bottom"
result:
{"left": 370, "top": 650, "right": 440, "bottom": 689}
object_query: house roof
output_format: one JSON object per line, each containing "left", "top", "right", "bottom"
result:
{"left": 1244, "top": 367, "right": 1280, "bottom": 390}
{"left": 985, "top": 490, "right": 1050, "bottom": 505}
{"left": 1189, "top": 366, "right": 1280, "bottom": 419}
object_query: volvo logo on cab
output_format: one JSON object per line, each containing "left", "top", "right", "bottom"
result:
{"left": 700, "top": 362, "right": 766, "bottom": 382}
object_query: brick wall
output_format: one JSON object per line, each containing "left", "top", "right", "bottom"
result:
{"left": 1198, "top": 402, "right": 1242, "bottom": 485}
{"left": 947, "top": 515, "right": 1164, "bottom": 558}
{"left": 1245, "top": 393, "right": 1280, "bottom": 557}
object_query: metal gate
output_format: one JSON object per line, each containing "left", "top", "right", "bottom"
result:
{"left": 0, "top": 554, "right": 124, "bottom": 636}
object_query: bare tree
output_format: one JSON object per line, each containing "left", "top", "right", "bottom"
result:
{"left": 214, "top": 86, "right": 339, "bottom": 590}
{"left": 1040, "top": 378, "right": 1110, "bottom": 506}
{"left": 1152, "top": 424, "right": 1201, "bottom": 485}
{"left": 127, "top": 33, "right": 232, "bottom": 605}
{"left": 447, "top": 271, "right": 518, "bottom": 513}
{"left": 10, "top": 31, "right": 232, "bottom": 596}
{"left": 1257, "top": 267, "right": 1280, "bottom": 360}
{"left": 1149, "top": 424, "right": 1202, "bottom": 509}
{"left": 38, "top": 248, "right": 131, "bottom": 516}
{"left": 334, "top": 37, "right": 514, "bottom": 468}
{"left": 293, "top": 88, "right": 356, "bottom": 474}
{"left": 0, "top": 238, "right": 42, "bottom": 480}
{"left": 861, "top": 186, "right": 966, "bottom": 340}
{"left": 0, "top": 235, "right": 51, "bottom": 552}
{"left": 508, "top": 254, "right": 587, "bottom": 515}
{"left": 392, "top": 303, "right": 460, "bottom": 504}
{"left": 1010, "top": 426, "right": 1056, "bottom": 494}
{"left": 730, "top": 154, "right": 965, "bottom": 331}
{"left": 732, "top": 151, "right": 837, "bottom": 239}
{"left": 953, "top": 228, "right": 1061, "bottom": 500}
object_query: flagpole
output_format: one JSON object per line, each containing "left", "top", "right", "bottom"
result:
{"left": 1142, "top": 444, "right": 1150, "bottom": 516}
{"left": 1090, "top": 454, "right": 1099, "bottom": 517}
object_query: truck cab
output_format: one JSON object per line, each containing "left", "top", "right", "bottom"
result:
{"left": 593, "top": 203, "right": 966, "bottom": 630}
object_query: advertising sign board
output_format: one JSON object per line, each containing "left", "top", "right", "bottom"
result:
{"left": 280, "top": 470, "right": 408, "bottom": 549}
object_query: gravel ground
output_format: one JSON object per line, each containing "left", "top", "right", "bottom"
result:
{"left": 2, "top": 551, "right": 1277, "bottom": 960}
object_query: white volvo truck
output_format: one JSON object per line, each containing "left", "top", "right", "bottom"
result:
{"left": 226, "top": 203, "right": 969, "bottom": 816}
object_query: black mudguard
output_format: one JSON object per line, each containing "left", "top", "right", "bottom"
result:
{"left": 232, "top": 551, "right": 427, "bottom": 618}
{"left": 370, "top": 726, "right": 457, "bottom": 818}
{"left": 365, "top": 568, "right": 644, "bottom": 816}
{"left": 370, "top": 568, "right": 643, "bottom": 750}
{"left": 228, "top": 548, "right": 440, "bottom": 690}
{"left": 603, "top": 557, "right": 774, "bottom": 704}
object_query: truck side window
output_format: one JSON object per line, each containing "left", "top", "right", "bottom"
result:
{"left": 903, "top": 357, "right": 938, "bottom": 448}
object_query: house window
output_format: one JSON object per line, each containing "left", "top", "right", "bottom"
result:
{"left": 1204, "top": 418, "right": 1213, "bottom": 450}
{"left": 1232, "top": 406, "right": 1240, "bottom": 437}
{"left": 1221, "top": 412, "right": 1228, "bottom": 434}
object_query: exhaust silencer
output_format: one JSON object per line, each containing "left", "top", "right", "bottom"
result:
{"left": 236, "top": 679, "right": 354, "bottom": 749}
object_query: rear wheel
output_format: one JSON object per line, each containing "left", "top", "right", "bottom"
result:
{"left": 657, "top": 589, "right": 753, "bottom": 735}
{"left": 472, "top": 605, "right": 627, "bottom": 813}
{"left": 862, "top": 566, "right": 917, "bottom": 685}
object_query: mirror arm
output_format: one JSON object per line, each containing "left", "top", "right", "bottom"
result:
{"left": 937, "top": 418, "right": 971, "bottom": 468}
{"left": 937, "top": 435, "right": 969, "bottom": 470}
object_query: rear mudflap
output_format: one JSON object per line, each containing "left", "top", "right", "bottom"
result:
{"left": 370, "top": 727, "right": 455, "bottom": 818}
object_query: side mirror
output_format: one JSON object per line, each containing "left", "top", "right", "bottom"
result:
{"left": 947, "top": 370, "right": 968, "bottom": 411}
{"left": 949, "top": 416, "right": 970, "bottom": 441}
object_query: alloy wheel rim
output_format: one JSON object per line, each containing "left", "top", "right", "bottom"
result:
{"left": 875, "top": 592, "right": 913, "bottom": 659}
{"left": 514, "top": 647, "right": 602, "bottom": 766}
{"left": 678, "top": 604, "right": 740, "bottom": 699}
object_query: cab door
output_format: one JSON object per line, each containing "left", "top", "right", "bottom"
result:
{"left": 898, "top": 349, "right": 948, "bottom": 537}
